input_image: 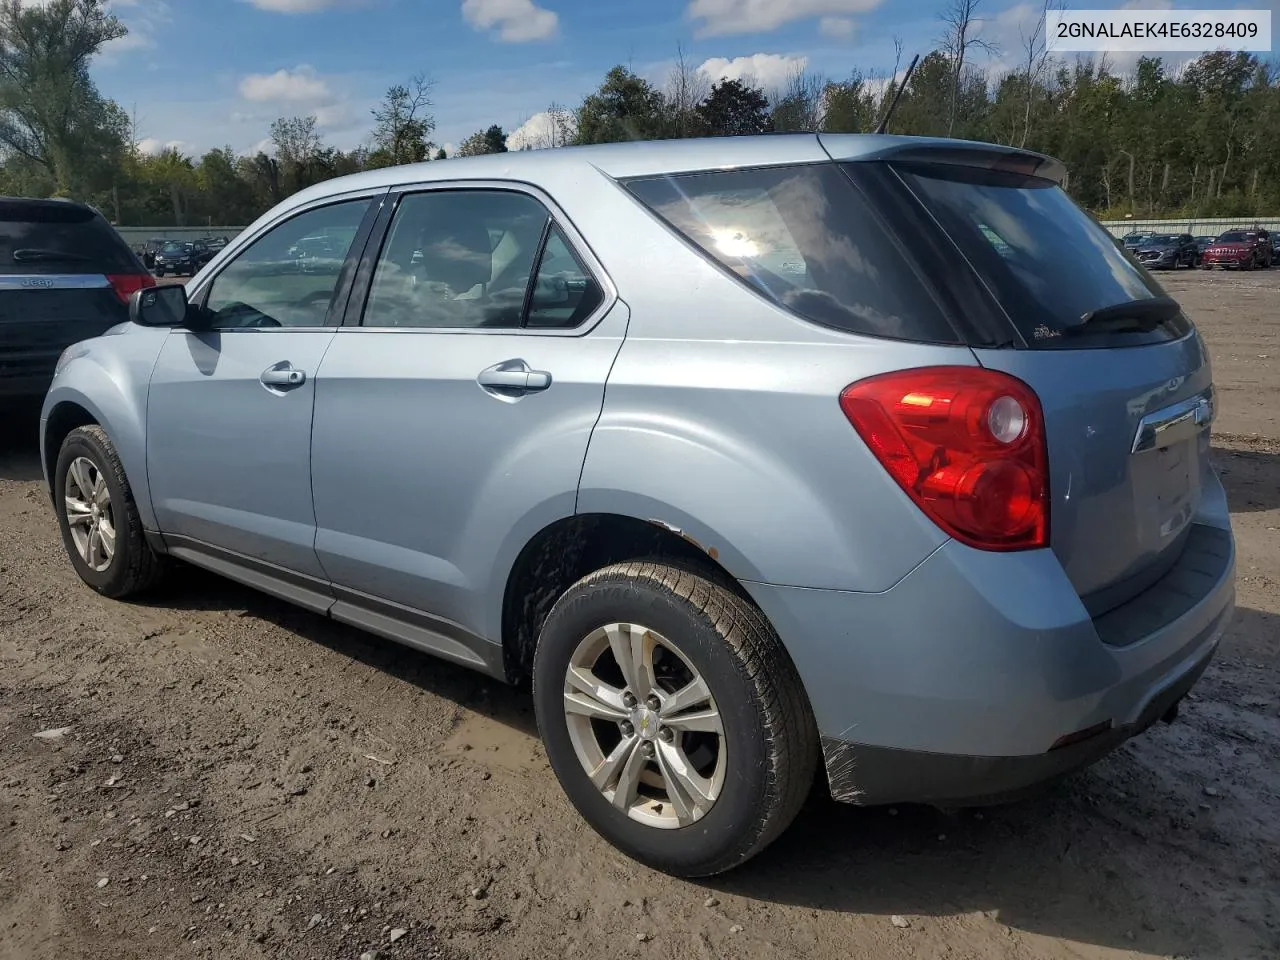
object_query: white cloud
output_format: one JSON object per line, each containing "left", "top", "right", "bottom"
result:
{"left": 698, "top": 53, "right": 809, "bottom": 91}
{"left": 240, "top": 0, "right": 364, "bottom": 11}
{"left": 239, "top": 66, "right": 333, "bottom": 104}
{"left": 313, "top": 103, "right": 354, "bottom": 128}
{"left": 136, "top": 137, "right": 189, "bottom": 155}
{"left": 687, "top": 0, "right": 884, "bottom": 37}
{"left": 507, "top": 109, "right": 577, "bottom": 150}
{"left": 462, "top": 0, "right": 558, "bottom": 42}
{"left": 819, "top": 16, "right": 855, "bottom": 39}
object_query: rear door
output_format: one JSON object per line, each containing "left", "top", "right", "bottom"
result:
{"left": 309, "top": 184, "right": 625, "bottom": 646}
{"left": 888, "top": 160, "right": 1212, "bottom": 614}
{"left": 0, "top": 201, "right": 146, "bottom": 396}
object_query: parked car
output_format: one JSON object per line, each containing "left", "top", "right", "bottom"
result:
{"left": 40, "top": 135, "right": 1235, "bottom": 877}
{"left": 134, "top": 237, "right": 166, "bottom": 269}
{"left": 0, "top": 196, "right": 153, "bottom": 402}
{"left": 1121, "top": 231, "right": 1156, "bottom": 251}
{"left": 153, "top": 240, "right": 214, "bottom": 277}
{"left": 1194, "top": 235, "right": 1218, "bottom": 257}
{"left": 1133, "top": 232, "right": 1200, "bottom": 269}
{"left": 1201, "top": 228, "right": 1272, "bottom": 270}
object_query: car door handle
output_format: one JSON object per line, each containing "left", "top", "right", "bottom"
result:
{"left": 477, "top": 360, "right": 552, "bottom": 395}
{"left": 260, "top": 363, "right": 306, "bottom": 388}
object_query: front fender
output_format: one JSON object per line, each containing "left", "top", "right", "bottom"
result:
{"left": 40, "top": 329, "right": 168, "bottom": 530}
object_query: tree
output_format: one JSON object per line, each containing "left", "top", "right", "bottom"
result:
{"left": 456, "top": 124, "right": 507, "bottom": 157}
{"left": 770, "top": 67, "right": 825, "bottom": 132}
{"left": 434, "top": 147, "right": 447, "bottom": 160}
{"left": 483, "top": 124, "right": 507, "bottom": 153}
{"left": 368, "top": 73, "right": 434, "bottom": 168}
{"left": 666, "top": 42, "right": 710, "bottom": 137}
{"left": 574, "top": 66, "right": 668, "bottom": 144}
{"left": 821, "top": 71, "right": 876, "bottom": 134}
{"left": 937, "top": 0, "right": 998, "bottom": 136}
{"left": 0, "top": 0, "right": 129, "bottom": 195}
{"left": 697, "top": 79, "right": 772, "bottom": 136}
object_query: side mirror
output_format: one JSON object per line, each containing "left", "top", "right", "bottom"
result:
{"left": 130, "top": 283, "right": 190, "bottom": 327}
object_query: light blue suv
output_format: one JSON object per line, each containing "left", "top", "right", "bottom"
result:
{"left": 41, "top": 134, "right": 1235, "bottom": 877}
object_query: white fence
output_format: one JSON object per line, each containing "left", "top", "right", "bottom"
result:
{"left": 1098, "top": 217, "right": 1280, "bottom": 238}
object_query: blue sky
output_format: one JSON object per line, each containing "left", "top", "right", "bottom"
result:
{"left": 88, "top": 0, "right": 1272, "bottom": 157}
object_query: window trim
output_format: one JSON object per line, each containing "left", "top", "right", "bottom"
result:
{"left": 346, "top": 179, "right": 616, "bottom": 338}
{"left": 186, "top": 188, "right": 388, "bottom": 334}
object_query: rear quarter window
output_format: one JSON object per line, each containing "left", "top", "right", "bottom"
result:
{"left": 623, "top": 164, "right": 959, "bottom": 344}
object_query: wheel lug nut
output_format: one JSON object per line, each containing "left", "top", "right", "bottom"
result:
{"left": 641, "top": 741, "right": 655, "bottom": 756}
{"left": 620, "top": 721, "right": 634, "bottom": 737}
{"left": 645, "top": 695, "right": 661, "bottom": 711}
{"left": 622, "top": 692, "right": 637, "bottom": 708}
{"left": 659, "top": 727, "right": 674, "bottom": 743}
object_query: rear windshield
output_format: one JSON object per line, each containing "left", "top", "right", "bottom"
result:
{"left": 892, "top": 161, "right": 1190, "bottom": 346}
{"left": 0, "top": 205, "right": 136, "bottom": 275}
{"left": 623, "top": 164, "right": 958, "bottom": 343}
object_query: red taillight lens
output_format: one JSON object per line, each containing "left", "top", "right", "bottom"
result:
{"left": 839, "top": 367, "right": 1049, "bottom": 551}
{"left": 107, "top": 273, "right": 156, "bottom": 304}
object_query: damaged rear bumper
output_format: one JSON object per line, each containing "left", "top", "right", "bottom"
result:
{"left": 743, "top": 491, "right": 1235, "bottom": 807}
{"left": 819, "top": 632, "right": 1217, "bottom": 806}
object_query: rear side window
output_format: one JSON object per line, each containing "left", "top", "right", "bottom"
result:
{"left": 892, "top": 162, "right": 1190, "bottom": 346}
{"left": 0, "top": 202, "right": 136, "bottom": 275}
{"left": 624, "top": 164, "right": 957, "bottom": 343}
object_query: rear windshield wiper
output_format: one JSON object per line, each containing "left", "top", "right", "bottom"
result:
{"left": 11, "top": 247, "right": 92, "bottom": 263}
{"left": 1067, "top": 296, "right": 1181, "bottom": 334}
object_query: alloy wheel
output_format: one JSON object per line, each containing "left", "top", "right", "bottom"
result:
{"left": 64, "top": 456, "right": 116, "bottom": 573}
{"left": 562, "top": 622, "right": 726, "bottom": 829}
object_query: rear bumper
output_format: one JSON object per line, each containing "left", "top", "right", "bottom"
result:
{"left": 746, "top": 474, "right": 1235, "bottom": 807}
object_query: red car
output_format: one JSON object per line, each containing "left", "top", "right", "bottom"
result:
{"left": 1201, "top": 228, "right": 1272, "bottom": 270}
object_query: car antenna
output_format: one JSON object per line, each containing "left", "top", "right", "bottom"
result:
{"left": 873, "top": 53, "right": 920, "bottom": 135}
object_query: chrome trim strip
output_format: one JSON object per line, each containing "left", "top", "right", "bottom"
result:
{"left": 1132, "top": 386, "right": 1215, "bottom": 454}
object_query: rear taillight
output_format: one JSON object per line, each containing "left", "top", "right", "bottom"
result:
{"left": 107, "top": 273, "right": 156, "bottom": 304}
{"left": 839, "top": 367, "right": 1049, "bottom": 551}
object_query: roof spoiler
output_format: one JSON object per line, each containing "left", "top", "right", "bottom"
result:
{"left": 821, "top": 135, "right": 1067, "bottom": 186}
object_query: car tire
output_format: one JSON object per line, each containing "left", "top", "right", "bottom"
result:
{"left": 155, "top": 269, "right": 164, "bottom": 277}
{"left": 532, "top": 561, "right": 818, "bottom": 877}
{"left": 54, "top": 425, "right": 166, "bottom": 599}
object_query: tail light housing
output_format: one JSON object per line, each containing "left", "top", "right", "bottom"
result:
{"left": 839, "top": 367, "right": 1049, "bottom": 551}
{"left": 108, "top": 273, "right": 156, "bottom": 304}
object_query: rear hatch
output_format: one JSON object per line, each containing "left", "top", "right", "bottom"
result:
{"left": 881, "top": 156, "right": 1210, "bottom": 615}
{"left": 0, "top": 199, "right": 148, "bottom": 387}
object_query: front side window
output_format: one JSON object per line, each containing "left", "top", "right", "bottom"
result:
{"left": 204, "top": 198, "right": 371, "bottom": 329}
{"left": 623, "top": 164, "right": 956, "bottom": 343}
{"left": 363, "top": 190, "right": 549, "bottom": 329}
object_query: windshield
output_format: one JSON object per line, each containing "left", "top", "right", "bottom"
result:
{"left": 1149, "top": 235, "right": 1179, "bottom": 244}
{"left": 1217, "top": 232, "right": 1248, "bottom": 243}
{"left": 893, "top": 161, "right": 1189, "bottom": 346}
{"left": 161, "top": 242, "right": 192, "bottom": 254}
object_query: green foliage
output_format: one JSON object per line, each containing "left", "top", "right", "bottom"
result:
{"left": 697, "top": 79, "right": 773, "bottom": 136}
{"left": 573, "top": 66, "right": 669, "bottom": 144}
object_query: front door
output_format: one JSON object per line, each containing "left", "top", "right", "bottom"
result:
{"left": 310, "top": 186, "right": 625, "bottom": 643}
{"left": 147, "top": 195, "right": 378, "bottom": 581}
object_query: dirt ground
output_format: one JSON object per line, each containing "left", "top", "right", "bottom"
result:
{"left": 1, "top": 269, "right": 1276, "bottom": 960}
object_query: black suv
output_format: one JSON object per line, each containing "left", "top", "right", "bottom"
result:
{"left": 0, "top": 197, "right": 153, "bottom": 400}
{"left": 153, "top": 240, "right": 215, "bottom": 277}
